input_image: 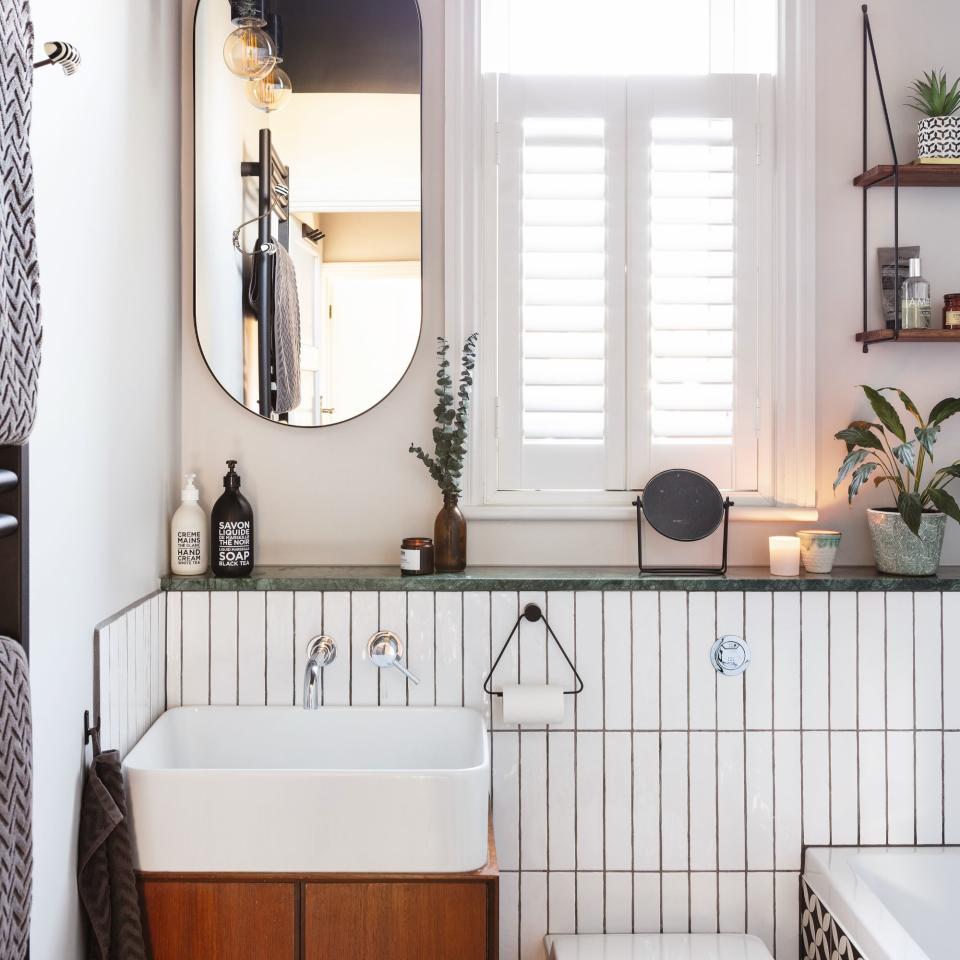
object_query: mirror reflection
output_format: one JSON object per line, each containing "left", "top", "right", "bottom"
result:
{"left": 195, "top": 0, "right": 422, "bottom": 426}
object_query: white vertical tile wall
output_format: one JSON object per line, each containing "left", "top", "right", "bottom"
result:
{"left": 98, "top": 586, "right": 960, "bottom": 960}
{"left": 93, "top": 592, "right": 166, "bottom": 758}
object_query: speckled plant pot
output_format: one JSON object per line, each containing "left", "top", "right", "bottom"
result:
{"left": 866, "top": 508, "right": 946, "bottom": 576}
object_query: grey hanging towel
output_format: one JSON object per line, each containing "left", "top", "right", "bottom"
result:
{"left": 0, "top": 636, "right": 32, "bottom": 960}
{"left": 0, "top": 0, "right": 41, "bottom": 445}
{"left": 77, "top": 751, "right": 148, "bottom": 960}
{"left": 271, "top": 243, "right": 301, "bottom": 415}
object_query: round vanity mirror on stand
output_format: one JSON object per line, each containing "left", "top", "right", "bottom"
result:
{"left": 194, "top": 0, "right": 422, "bottom": 427}
{"left": 633, "top": 469, "right": 734, "bottom": 575}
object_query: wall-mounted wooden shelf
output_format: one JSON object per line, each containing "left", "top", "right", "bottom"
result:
{"left": 855, "top": 328, "right": 960, "bottom": 345}
{"left": 854, "top": 163, "right": 960, "bottom": 188}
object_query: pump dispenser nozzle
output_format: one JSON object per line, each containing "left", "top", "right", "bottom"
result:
{"left": 181, "top": 473, "right": 200, "bottom": 502}
{"left": 223, "top": 460, "right": 242, "bottom": 490}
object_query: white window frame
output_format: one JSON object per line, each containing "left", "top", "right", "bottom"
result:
{"left": 444, "top": 0, "right": 817, "bottom": 522}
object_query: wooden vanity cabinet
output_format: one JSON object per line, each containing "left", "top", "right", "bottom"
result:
{"left": 137, "top": 824, "right": 499, "bottom": 960}
{"left": 302, "top": 879, "right": 494, "bottom": 960}
{"left": 138, "top": 879, "right": 298, "bottom": 960}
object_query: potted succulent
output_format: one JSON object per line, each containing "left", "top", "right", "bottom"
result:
{"left": 410, "top": 333, "right": 479, "bottom": 572}
{"left": 835, "top": 386, "right": 960, "bottom": 575}
{"left": 908, "top": 69, "right": 960, "bottom": 162}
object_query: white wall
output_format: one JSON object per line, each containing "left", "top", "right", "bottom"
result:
{"left": 181, "top": 0, "right": 960, "bottom": 567}
{"left": 812, "top": 0, "right": 960, "bottom": 565}
{"left": 28, "top": 2, "right": 181, "bottom": 957}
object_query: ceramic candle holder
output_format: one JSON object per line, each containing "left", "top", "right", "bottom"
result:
{"left": 769, "top": 536, "right": 801, "bottom": 577}
{"left": 797, "top": 530, "right": 842, "bottom": 574}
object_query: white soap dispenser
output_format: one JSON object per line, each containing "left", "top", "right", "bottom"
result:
{"left": 171, "top": 473, "right": 208, "bottom": 576}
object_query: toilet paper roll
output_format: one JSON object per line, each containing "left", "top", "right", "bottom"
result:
{"left": 501, "top": 684, "right": 566, "bottom": 725}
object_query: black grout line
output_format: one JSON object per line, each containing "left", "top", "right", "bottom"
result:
{"left": 601, "top": 594, "right": 607, "bottom": 933}
{"left": 740, "top": 592, "right": 748, "bottom": 934}
{"left": 179, "top": 593, "right": 185, "bottom": 712}
{"left": 292, "top": 592, "right": 298, "bottom": 707}
{"left": 855, "top": 593, "right": 863, "bottom": 843}
{"left": 884, "top": 592, "right": 890, "bottom": 845}
{"left": 657, "top": 592, "right": 663, "bottom": 934}
{"left": 711, "top": 593, "right": 720, "bottom": 933}
{"left": 827, "top": 595, "right": 833, "bottom": 846}
{"left": 234, "top": 592, "right": 240, "bottom": 707}
{"left": 514, "top": 593, "right": 521, "bottom": 960}
{"left": 685, "top": 593, "right": 691, "bottom": 934}
{"left": 629, "top": 594, "right": 635, "bottom": 934}
{"left": 913, "top": 593, "right": 918, "bottom": 845}
{"left": 770, "top": 594, "right": 777, "bottom": 952}
{"left": 799, "top": 594, "right": 805, "bottom": 860}
{"left": 941, "top": 594, "right": 946, "bottom": 845}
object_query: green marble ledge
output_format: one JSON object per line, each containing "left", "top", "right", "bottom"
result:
{"left": 160, "top": 565, "right": 960, "bottom": 592}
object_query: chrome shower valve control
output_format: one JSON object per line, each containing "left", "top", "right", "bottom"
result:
{"left": 368, "top": 631, "right": 420, "bottom": 685}
{"left": 711, "top": 635, "right": 751, "bottom": 677}
{"left": 302, "top": 635, "right": 337, "bottom": 709}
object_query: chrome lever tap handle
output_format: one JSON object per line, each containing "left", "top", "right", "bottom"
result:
{"left": 302, "top": 635, "right": 337, "bottom": 710}
{"left": 390, "top": 659, "right": 420, "bottom": 686}
{"left": 368, "top": 631, "right": 420, "bottom": 686}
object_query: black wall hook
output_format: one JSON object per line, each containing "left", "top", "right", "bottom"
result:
{"left": 83, "top": 709, "right": 101, "bottom": 755}
{"left": 483, "top": 603, "right": 584, "bottom": 697}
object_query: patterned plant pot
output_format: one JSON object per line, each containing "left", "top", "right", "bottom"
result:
{"left": 917, "top": 115, "right": 960, "bottom": 160}
{"left": 866, "top": 508, "right": 946, "bottom": 576}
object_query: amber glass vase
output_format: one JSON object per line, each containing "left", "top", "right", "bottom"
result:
{"left": 434, "top": 493, "right": 467, "bottom": 572}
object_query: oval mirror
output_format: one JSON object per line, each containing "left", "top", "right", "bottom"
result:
{"left": 194, "top": 0, "right": 422, "bottom": 426}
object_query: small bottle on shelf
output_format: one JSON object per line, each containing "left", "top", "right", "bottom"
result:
{"left": 900, "top": 257, "right": 931, "bottom": 329}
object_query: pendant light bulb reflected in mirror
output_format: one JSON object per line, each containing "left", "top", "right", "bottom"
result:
{"left": 223, "top": 19, "right": 277, "bottom": 80}
{"left": 245, "top": 64, "right": 293, "bottom": 113}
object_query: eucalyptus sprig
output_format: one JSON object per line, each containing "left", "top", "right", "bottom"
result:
{"left": 834, "top": 386, "right": 960, "bottom": 536}
{"left": 409, "top": 333, "right": 479, "bottom": 496}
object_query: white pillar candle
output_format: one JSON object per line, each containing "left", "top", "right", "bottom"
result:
{"left": 769, "top": 536, "right": 801, "bottom": 577}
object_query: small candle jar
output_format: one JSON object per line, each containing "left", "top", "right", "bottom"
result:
{"left": 769, "top": 536, "right": 801, "bottom": 577}
{"left": 944, "top": 294, "right": 960, "bottom": 329}
{"left": 400, "top": 537, "right": 435, "bottom": 576}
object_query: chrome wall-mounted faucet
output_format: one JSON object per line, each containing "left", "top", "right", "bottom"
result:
{"left": 368, "top": 631, "right": 420, "bottom": 685}
{"left": 302, "top": 635, "right": 337, "bottom": 709}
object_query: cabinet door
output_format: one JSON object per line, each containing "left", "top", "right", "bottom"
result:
{"left": 304, "top": 881, "right": 489, "bottom": 960}
{"left": 139, "top": 880, "right": 297, "bottom": 960}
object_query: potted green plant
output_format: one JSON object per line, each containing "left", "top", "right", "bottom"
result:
{"left": 835, "top": 386, "right": 960, "bottom": 575}
{"left": 409, "top": 333, "right": 479, "bottom": 572}
{"left": 908, "top": 69, "right": 960, "bottom": 162}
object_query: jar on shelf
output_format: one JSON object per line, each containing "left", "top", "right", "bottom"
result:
{"left": 944, "top": 293, "right": 960, "bottom": 329}
{"left": 400, "top": 537, "right": 435, "bottom": 576}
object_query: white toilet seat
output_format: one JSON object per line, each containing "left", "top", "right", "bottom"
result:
{"left": 545, "top": 934, "right": 774, "bottom": 960}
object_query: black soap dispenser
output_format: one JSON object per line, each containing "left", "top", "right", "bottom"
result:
{"left": 211, "top": 460, "right": 255, "bottom": 577}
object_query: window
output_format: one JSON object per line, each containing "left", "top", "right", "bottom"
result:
{"left": 447, "top": 0, "right": 815, "bottom": 515}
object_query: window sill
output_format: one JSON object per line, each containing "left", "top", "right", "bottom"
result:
{"left": 462, "top": 503, "right": 820, "bottom": 523}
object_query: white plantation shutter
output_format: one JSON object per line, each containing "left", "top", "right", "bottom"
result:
{"left": 496, "top": 78, "right": 626, "bottom": 491}
{"left": 493, "top": 74, "right": 772, "bottom": 495}
{"left": 633, "top": 76, "right": 770, "bottom": 492}
{"left": 649, "top": 116, "right": 736, "bottom": 452}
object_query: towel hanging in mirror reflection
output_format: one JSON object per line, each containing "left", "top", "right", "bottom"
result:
{"left": 232, "top": 213, "right": 278, "bottom": 256}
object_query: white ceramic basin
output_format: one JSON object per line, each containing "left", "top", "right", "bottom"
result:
{"left": 124, "top": 706, "right": 490, "bottom": 874}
